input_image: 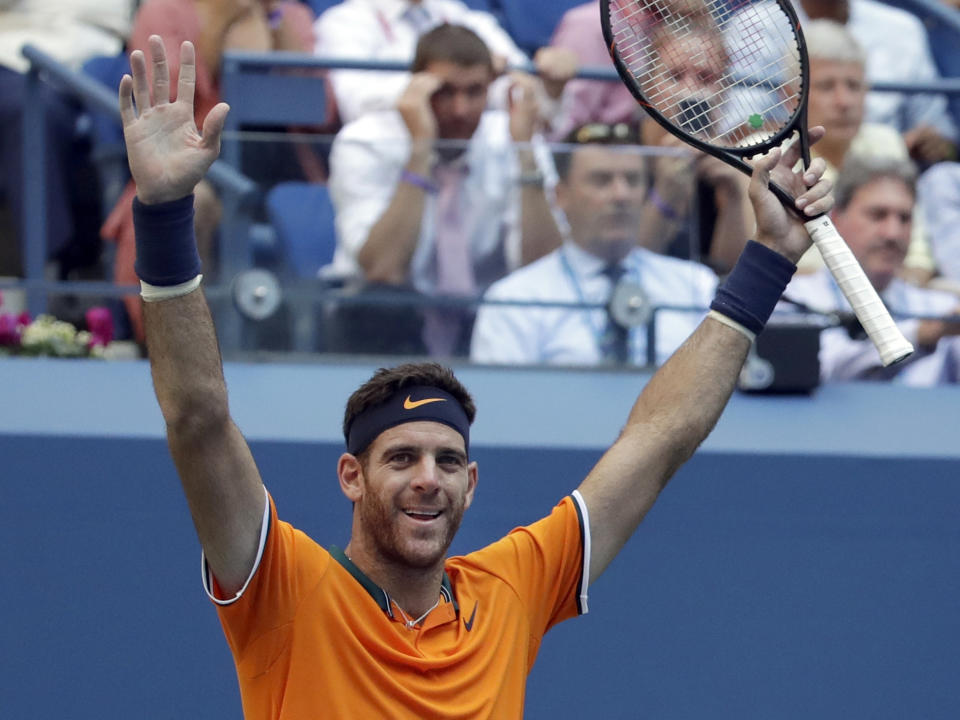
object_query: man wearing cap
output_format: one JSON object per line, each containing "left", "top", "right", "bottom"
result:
{"left": 120, "top": 35, "right": 833, "bottom": 719}
{"left": 471, "top": 123, "right": 719, "bottom": 368}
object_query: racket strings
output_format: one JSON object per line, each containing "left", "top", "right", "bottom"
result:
{"left": 609, "top": 0, "right": 803, "bottom": 150}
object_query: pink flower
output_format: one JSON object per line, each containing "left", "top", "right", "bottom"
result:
{"left": 0, "top": 315, "right": 15, "bottom": 346}
{"left": 0, "top": 312, "right": 29, "bottom": 347}
{"left": 85, "top": 306, "right": 114, "bottom": 347}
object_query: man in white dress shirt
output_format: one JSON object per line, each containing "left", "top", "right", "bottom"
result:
{"left": 793, "top": 0, "right": 957, "bottom": 168}
{"left": 326, "top": 23, "right": 562, "bottom": 357}
{"left": 726, "top": 1, "right": 957, "bottom": 168}
{"left": 314, "top": 0, "right": 577, "bottom": 126}
{"left": 919, "top": 161, "right": 960, "bottom": 285}
{"left": 470, "top": 123, "right": 719, "bottom": 368}
{"left": 782, "top": 156, "right": 960, "bottom": 385}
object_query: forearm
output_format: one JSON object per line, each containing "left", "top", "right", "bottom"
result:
{"left": 638, "top": 165, "right": 695, "bottom": 253}
{"left": 144, "top": 288, "right": 228, "bottom": 426}
{"left": 636, "top": 195, "right": 683, "bottom": 253}
{"left": 144, "top": 288, "right": 264, "bottom": 592}
{"left": 578, "top": 320, "right": 748, "bottom": 579}
{"left": 357, "top": 153, "right": 431, "bottom": 284}
{"left": 517, "top": 150, "right": 561, "bottom": 265}
{"left": 623, "top": 318, "right": 748, "bottom": 475}
{"left": 708, "top": 184, "right": 751, "bottom": 273}
{"left": 578, "top": 233, "right": 801, "bottom": 580}
{"left": 269, "top": 1, "right": 315, "bottom": 52}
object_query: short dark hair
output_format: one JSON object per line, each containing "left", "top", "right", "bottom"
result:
{"left": 833, "top": 155, "right": 917, "bottom": 211}
{"left": 552, "top": 122, "right": 644, "bottom": 180}
{"left": 411, "top": 23, "right": 494, "bottom": 75}
{"left": 343, "top": 362, "right": 477, "bottom": 443}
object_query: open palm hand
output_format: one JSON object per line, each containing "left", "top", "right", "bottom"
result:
{"left": 119, "top": 36, "right": 229, "bottom": 205}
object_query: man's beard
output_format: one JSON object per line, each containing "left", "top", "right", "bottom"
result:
{"left": 357, "top": 488, "right": 466, "bottom": 569}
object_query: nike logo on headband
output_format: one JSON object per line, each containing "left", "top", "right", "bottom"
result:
{"left": 403, "top": 395, "right": 447, "bottom": 410}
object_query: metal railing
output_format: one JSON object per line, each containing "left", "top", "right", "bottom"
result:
{"left": 12, "top": 44, "right": 960, "bottom": 360}
{"left": 222, "top": 51, "right": 960, "bottom": 96}
{"left": 16, "top": 45, "right": 258, "bottom": 317}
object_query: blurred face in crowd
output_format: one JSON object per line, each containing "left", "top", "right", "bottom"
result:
{"left": 808, "top": 56, "right": 866, "bottom": 148}
{"left": 654, "top": 30, "right": 727, "bottom": 136}
{"left": 427, "top": 61, "right": 491, "bottom": 141}
{"left": 833, "top": 177, "right": 914, "bottom": 292}
{"left": 800, "top": 0, "right": 850, "bottom": 23}
{"left": 557, "top": 145, "right": 649, "bottom": 263}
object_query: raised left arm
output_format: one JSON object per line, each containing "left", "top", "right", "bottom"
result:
{"left": 576, "top": 134, "right": 834, "bottom": 582}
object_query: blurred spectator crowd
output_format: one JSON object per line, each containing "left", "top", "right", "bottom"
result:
{"left": 2, "top": 0, "right": 960, "bottom": 385}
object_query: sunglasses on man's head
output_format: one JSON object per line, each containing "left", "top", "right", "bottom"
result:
{"left": 572, "top": 122, "right": 640, "bottom": 145}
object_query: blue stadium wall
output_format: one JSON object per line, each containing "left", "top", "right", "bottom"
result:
{"left": 2, "top": 357, "right": 958, "bottom": 719}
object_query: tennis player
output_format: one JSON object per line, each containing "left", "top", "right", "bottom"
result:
{"left": 122, "top": 35, "right": 833, "bottom": 718}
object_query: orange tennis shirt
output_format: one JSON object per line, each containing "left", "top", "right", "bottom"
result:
{"left": 202, "top": 488, "right": 591, "bottom": 719}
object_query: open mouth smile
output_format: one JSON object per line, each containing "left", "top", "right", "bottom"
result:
{"left": 403, "top": 510, "right": 443, "bottom": 522}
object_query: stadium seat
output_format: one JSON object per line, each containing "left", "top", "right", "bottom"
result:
{"left": 219, "top": 51, "right": 330, "bottom": 172}
{"left": 496, "top": 0, "right": 585, "bottom": 55}
{"left": 265, "top": 181, "right": 337, "bottom": 279}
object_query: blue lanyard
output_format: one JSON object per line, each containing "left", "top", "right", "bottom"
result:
{"left": 559, "top": 248, "right": 640, "bottom": 358}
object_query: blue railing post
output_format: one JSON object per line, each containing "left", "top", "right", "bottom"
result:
{"left": 21, "top": 65, "right": 48, "bottom": 317}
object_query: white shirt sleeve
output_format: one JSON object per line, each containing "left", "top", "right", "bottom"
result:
{"left": 327, "top": 123, "right": 403, "bottom": 278}
{"left": 919, "top": 162, "right": 960, "bottom": 282}
{"left": 313, "top": 4, "right": 411, "bottom": 123}
{"left": 818, "top": 321, "right": 921, "bottom": 381}
{"left": 470, "top": 282, "right": 543, "bottom": 364}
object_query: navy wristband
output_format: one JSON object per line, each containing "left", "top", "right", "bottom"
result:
{"left": 710, "top": 240, "right": 796, "bottom": 335}
{"left": 133, "top": 195, "right": 201, "bottom": 286}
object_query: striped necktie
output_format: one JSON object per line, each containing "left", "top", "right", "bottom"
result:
{"left": 421, "top": 162, "right": 475, "bottom": 357}
{"left": 600, "top": 263, "right": 630, "bottom": 364}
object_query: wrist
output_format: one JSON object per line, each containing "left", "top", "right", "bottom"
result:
{"left": 133, "top": 195, "right": 202, "bottom": 287}
{"left": 709, "top": 240, "right": 796, "bottom": 337}
{"left": 518, "top": 169, "right": 545, "bottom": 188}
{"left": 400, "top": 168, "right": 438, "bottom": 194}
{"left": 136, "top": 189, "right": 191, "bottom": 206}
{"left": 515, "top": 147, "right": 538, "bottom": 171}
{"left": 755, "top": 234, "right": 804, "bottom": 265}
{"left": 407, "top": 143, "right": 435, "bottom": 172}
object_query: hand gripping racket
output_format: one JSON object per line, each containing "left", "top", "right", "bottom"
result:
{"left": 600, "top": 0, "right": 913, "bottom": 365}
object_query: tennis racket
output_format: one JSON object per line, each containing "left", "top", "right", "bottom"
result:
{"left": 600, "top": 0, "right": 913, "bottom": 366}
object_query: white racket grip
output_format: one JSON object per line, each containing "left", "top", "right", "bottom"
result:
{"left": 804, "top": 216, "right": 913, "bottom": 366}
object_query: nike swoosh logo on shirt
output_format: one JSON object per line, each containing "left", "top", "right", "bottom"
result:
{"left": 403, "top": 396, "right": 447, "bottom": 410}
{"left": 464, "top": 601, "right": 478, "bottom": 632}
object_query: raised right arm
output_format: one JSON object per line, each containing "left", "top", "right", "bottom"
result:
{"left": 354, "top": 73, "right": 440, "bottom": 284}
{"left": 121, "top": 36, "right": 264, "bottom": 595}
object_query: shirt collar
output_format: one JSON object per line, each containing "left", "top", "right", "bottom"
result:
{"left": 329, "top": 545, "right": 459, "bottom": 618}
{"left": 562, "top": 239, "right": 630, "bottom": 280}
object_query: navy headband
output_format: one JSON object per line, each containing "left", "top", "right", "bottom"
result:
{"left": 346, "top": 386, "right": 470, "bottom": 456}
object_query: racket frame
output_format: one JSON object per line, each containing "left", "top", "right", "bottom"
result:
{"left": 600, "top": 0, "right": 813, "bottom": 217}
{"left": 599, "top": 0, "right": 914, "bottom": 366}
